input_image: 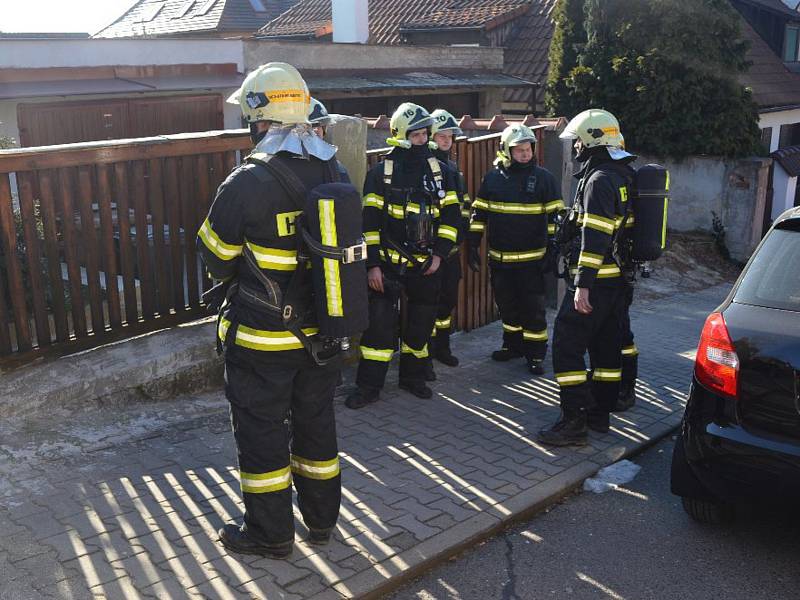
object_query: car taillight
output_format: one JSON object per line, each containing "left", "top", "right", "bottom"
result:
{"left": 694, "top": 312, "right": 739, "bottom": 398}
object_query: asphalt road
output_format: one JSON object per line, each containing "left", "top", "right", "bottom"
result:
{"left": 390, "top": 436, "right": 800, "bottom": 600}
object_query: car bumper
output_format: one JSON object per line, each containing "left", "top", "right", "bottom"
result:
{"left": 682, "top": 380, "right": 800, "bottom": 501}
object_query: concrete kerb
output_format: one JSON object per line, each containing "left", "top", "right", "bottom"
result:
{"left": 315, "top": 418, "right": 681, "bottom": 600}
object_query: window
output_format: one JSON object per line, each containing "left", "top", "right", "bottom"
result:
{"left": 784, "top": 25, "right": 799, "bottom": 62}
{"left": 195, "top": 0, "right": 217, "bottom": 16}
{"left": 761, "top": 127, "right": 773, "bottom": 151}
{"left": 734, "top": 228, "right": 800, "bottom": 312}
{"left": 136, "top": 1, "right": 165, "bottom": 22}
{"left": 248, "top": 0, "right": 266, "bottom": 11}
{"left": 172, "top": 0, "right": 195, "bottom": 18}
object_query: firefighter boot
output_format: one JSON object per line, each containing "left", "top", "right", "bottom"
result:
{"left": 308, "top": 527, "right": 333, "bottom": 546}
{"left": 587, "top": 407, "right": 610, "bottom": 433}
{"left": 491, "top": 347, "right": 523, "bottom": 362}
{"left": 614, "top": 381, "right": 636, "bottom": 412}
{"left": 399, "top": 380, "right": 433, "bottom": 399}
{"left": 434, "top": 330, "right": 459, "bottom": 367}
{"left": 527, "top": 359, "right": 545, "bottom": 376}
{"left": 218, "top": 524, "right": 293, "bottom": 558}
{"left": 424, "top": 358, "right": 437, "bottom": 382}
{"left": 537, "top": 409, "right": 588, "bottom": 446}
{"left": 345, "top": 386, "right": 379, "bottom": 410}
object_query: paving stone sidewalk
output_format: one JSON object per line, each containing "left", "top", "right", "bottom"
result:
{"left": 0, "top": 285, "right": 729, "bottom": 600}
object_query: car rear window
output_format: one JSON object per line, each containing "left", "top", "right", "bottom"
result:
{"left": 734, "top": 227, "right": 800, "bottom": 312}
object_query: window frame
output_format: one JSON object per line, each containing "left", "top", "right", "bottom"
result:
{"left": 785, "top": 24, "right": 800, "bottom": 63}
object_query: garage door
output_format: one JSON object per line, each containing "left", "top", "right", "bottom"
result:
{"left": 17, "top": 94, "right": 224, "bottom": 147}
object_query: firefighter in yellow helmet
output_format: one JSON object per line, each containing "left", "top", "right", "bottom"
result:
{"left": 424, "top": 109, "right": 470, "bottom": 372}
{"left": 538, "top": 109, "right": 637, "bottom": 446}
{"left": 468, "top": 123, "right": 563, "bottom": 374}
{"left": 346, "top": 102, "right": 461, "bottom": 408}
{"left": 198, "top": 63, "right": 346, "bottom": 556}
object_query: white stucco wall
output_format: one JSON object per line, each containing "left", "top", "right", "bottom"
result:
{"left": 759, "top": 107, "right": 800, "bottom": 152}
{"left": 772, "top": 163, "right": 798, "bottom": 220}
{"left": 0, "top": 39, "right": 244, "bottom": 71}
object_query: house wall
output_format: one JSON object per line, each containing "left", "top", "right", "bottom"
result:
{"left": 0, "top": 39, "right": 244, "bottom": 70}
{"left": 772, "top": 163, "right": 798, "bottom": 219}
{"left": 243, "top": 40, "right": 505, "bottom": 71}
{"left": 759, "top": 107, "right": 800, "bottom": 152}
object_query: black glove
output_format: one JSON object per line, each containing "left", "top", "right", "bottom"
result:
{"left": 467, "top": 246, "right": 481, "bottom": 273}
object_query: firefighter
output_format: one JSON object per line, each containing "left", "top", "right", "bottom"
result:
{"left": 198, "top": 63, "right": 344, "bottom": 557}
{"left": 346, "top": 102, "right": 461, "bottom": 409}
{"left": 308, "top": 97, "right": 351, "bottom": 184}
{"left": 538, "top": 109, "right": 636, "bottom": 446}
{"left": 427, "top": 108, "right": 470, "bottom": 369}
{"left": 468, "top": 124, "right": 563, "bottom": 375}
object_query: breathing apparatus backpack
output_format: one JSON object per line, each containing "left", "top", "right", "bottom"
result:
{"left": 627, "top": 164, "right": 669, "bottom": 262}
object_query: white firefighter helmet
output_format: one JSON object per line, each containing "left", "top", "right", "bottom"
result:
{"left": 431, "top": 109, "right": 463, "bottom": 137}
{"left": 387, "top": 102, "right": 434, "bottom": 148}
{"left": 495, "top": 124, "right": 537, "bottom": 168}
{"left": 559, "top": 109, "right": 631, "bottom": 159}
{"left": 309, "top": 97, "right": 331, "bottom": 127}
{"left": 227, "top": 62, "right": 310, "bottom": 125}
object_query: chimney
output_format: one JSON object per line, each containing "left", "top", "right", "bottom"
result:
{"left": 332, "top": 0, "right": 369, "bottom": 44}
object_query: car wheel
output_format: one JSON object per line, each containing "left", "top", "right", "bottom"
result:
{"left": 681, "top": 496, "right": 735, "bottom": 525}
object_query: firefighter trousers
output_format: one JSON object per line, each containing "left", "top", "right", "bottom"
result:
{"left": 552, "top": 283, "right": 626, "bottom": 412}
{"left": 356, "top": 266, "right": 441, "bottom": 390}
{"left": 431, "top": 253, "right": 462, "bottom": 357}
{"left": 620, "top": 285, "right": 638, "bottom": 392}
{"left": 224, "top": 345, "right": 341, "bottom": 545}
{"left": 490, "top": 263, "right": 548, "bottom": 361}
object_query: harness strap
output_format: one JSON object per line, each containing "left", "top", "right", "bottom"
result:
{"left": 383, "top": 159, "right": 394, "bottom": 185}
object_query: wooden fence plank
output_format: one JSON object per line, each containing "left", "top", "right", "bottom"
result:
{"left": 163, "top": 157, "right": 185, "bottom": 311}
{"left": 112, "top": 162, "right": 139, "bottom": 325}
{"left": 57, "top": 168, "right": 87, "bottom": 338}
{"left": 179, "top": 156, "right": 199, "bottom": 308}
{"left": 195, "top": 154, "right": 212, "bottom": 294}
{"left": 96, "top": 164, "right": 122, "bottom": 328}
{"left": 37, "top": 170, "right": 69, "bottom": 342}
{"left": 0, "top": 174, "right": 32, "bottom": 351}
{"left": 17, "top": 172, "right": 51, "bottom": 347}
{"left": 130, "top": 161, "right": 155, "bottom": 320}
{"left": 77, "top": 166, "right": 106, "bottom": 334}
{"left": 147, "top": 159, "right": 170, "bottom": 316}
{"left": 0, "top": 261, "right": 11, "bottom": 354}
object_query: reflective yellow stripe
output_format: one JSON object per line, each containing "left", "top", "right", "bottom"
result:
{"left": 380, "top": 248, "right": 429, "bottom": 266}
{"left": 387, "top": 204, "right": 405, "bottom": 219}
{"left": 547, "top": 223, "right": 556, "bottom": 235}
{"left": 360, "top": 345, "right": 393, "bottom": 362}
{"left": 436, "top": 317, "right": 452, "bottom": 329}
{"left": 241, "top": 466, "right": 291, "bottom": 494}
{"left": 461, "top": 208, "right": 472, "bottom": 218}
{"left": 218, "top": 318, "right": 318, "bottom": 352}
{"left": 401, "top": 342, "right": 428, "bottom": 359}
{"left": 662, "top": 197, "right": 668, "bottom": 249}
{"left": 596, "top": 264, "right": 622, "bottom": 279}
{"left": 441, "top": 191, "right": 459, "bottom": 207}
{"left": 472, "top": 197, "right": 489, "bottom": 210}
{"left": 503, "top": 323, "right": 523, "bottom": 332}
{"left": 431, "top": 324, "right": 437, "bottom": 337}
{"left": 438, "top": 224, "right": 458, "bottom": 242}
{"left": 198, "top": 218, "right": 243, "bottom": 261}
{"left": 578, "top": 251, "right": 604, "bottom": 268}
{"left": 523, "top": 329, "right": 548, "bottom": 341}
{"left": 290, "top": 455, "right": 340, "bottom": 480}
{"left": 625, "top": 213, "right": 636, "bottom": 229}
{"left": 488, "top": 247, "right": 546, "bottom": 263}
{"left": 555, "top": 370, "right": 588, "bottom": 387}
{"left": 484, "top": 201, "right": 545, "bottom": 214}
{"left": 583, "top": 214, "right": 616, "bottom": 234}
{"left": 364, "top": 193, "right": 385, "bottom": 209}
{"left": 545, "top": 199, "right": 565, "bottom": 213}
{"left": 620, "top": 187, "right": 628, "bottom": 203}
{"left": 469, "top": 221, "right": 485, "bottom": 232}
{"left": 246, "top": 242, "right": 297, "bottom": 271}
{"left": 319, "top": 199, "right": 343, "bottom": 317}
{"left": 592, "top": 368, "right": 622, "bottom": 382}
{"left": 622, "top": 344, "right": 639, "bottom": 356}
{"left": 365, "top": 231, "right": 380, "bottom": 245}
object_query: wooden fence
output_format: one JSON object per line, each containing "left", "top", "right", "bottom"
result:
{"left": 0, "top": 128, "right": 536, "bottom": 366}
